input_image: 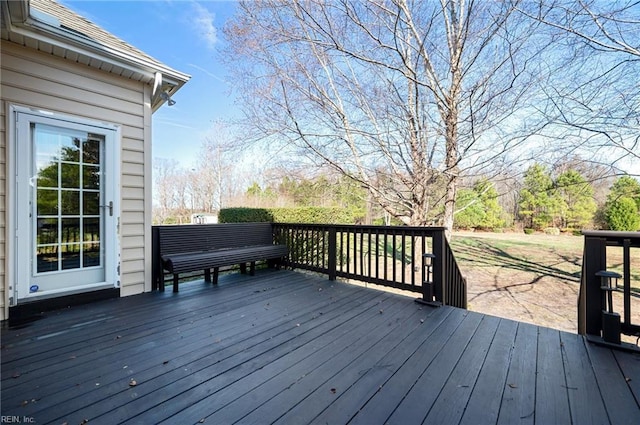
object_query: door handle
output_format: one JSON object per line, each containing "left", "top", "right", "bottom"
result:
{"left": 100, "top": 201, "right": 113, "bottom": 216}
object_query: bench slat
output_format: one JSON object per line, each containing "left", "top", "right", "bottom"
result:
{"left": 163, "top": 245, "right": 288, "bottom": 274}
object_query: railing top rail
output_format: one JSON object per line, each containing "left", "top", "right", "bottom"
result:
{"left": 582, "top": 230, "right": 640, "bottom": 239}
{"left": 153, "top": 223, "right": 274, "bottom": 228}
{"left": 273, "top": 223, "right": 447, "bottom": 233}
{"left": 582, "top": 230, "right": 640, "bottom": 246}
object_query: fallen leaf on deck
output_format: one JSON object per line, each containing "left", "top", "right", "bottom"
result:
{"left": 129, "top": 379, "right": 137, "bottom": 387}
{"left": 330, "top": 388, "right": 337, "bottom": 394}
{"left": 12, "top": 372, "right": 20, "bottom": 379}
{"left": 508, "top": 383, "right": 518, "bottom": 388}
{"left": 626, "top": 377, "right": 632, "bottom": 383}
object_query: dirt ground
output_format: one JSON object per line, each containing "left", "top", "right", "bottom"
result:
{"left": 451, "top": 231, "right": 640, "bottom": 339}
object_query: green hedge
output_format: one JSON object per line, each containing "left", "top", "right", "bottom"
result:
{"left": 219, "top": 207, "right": 365, "bottom": 224}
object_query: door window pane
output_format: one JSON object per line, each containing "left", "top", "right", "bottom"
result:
{"left": 61, "top": 163, "right": 80, "bottom": 188}
{"left": 60, "top": 137, "right": 80, "bottom": 162}
{"left": 83, "top": 192, "right": 100, "bottom": 215}
{"left": 83, "top": 242, "right": 101, "bottom": 267}
{"left": 83, "top": 138, "right": 101, "bottom": 164}
{"left": 61, "top": 218, "right": 81, "bottom": 244}
{"left": 37, "top": 162, "right": 58, "bottom": 188}
{"left": 83, "top": 165, "right": 100, "bottom": 190}
{"left": 83, "top": 218, "right": 100, "bottom": 241}
{"left": 61, "top": 243, "right": 81, "bottom": 270}
{"left": 37, "top": 245, "right": 58, "bottom": 273}
{"left": 61, "top": 190, "right": 80, "bottom": 215}
{"left": 37, "top": 218, "right": 58, "bottom": 245}
{"left": 37, "top": 189, "right": 58, "bottom": 215}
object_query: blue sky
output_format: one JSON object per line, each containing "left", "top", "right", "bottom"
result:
{"left": 62, "top": 0, "right": 238, "bottom": 167}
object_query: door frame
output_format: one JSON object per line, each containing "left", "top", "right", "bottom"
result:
{"left": 7, "top": 104, "right": 121, "bottom": 305}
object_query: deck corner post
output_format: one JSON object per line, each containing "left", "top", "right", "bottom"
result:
{"left": 581, "top": 236, "right": 607, "bottom": 336}
{"left": 431, "top": 230, "right": 445, "bottom": 304}
{"left": 328, "top": 226, "right": 337, "bottom": 281}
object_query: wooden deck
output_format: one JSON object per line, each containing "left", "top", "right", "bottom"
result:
{"left": 2, "top": 269, "right": 640, "bottom": 424}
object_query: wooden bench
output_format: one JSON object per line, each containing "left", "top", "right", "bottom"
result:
{"left": 152, "top": 223, "right": 288, "bottom": 292}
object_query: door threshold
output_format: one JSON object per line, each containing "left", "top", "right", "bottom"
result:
{"left": 6, "top": 288, "right": 119, "bottom": 328}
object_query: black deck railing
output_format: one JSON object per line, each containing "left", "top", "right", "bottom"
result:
{"left": 273, "top": 224, "right": 467, "bottom": 309}
{"left": 578, "top": 230, "right": 640, "bottom": 348}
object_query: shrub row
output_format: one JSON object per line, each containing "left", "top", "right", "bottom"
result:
{"left": 219, "top": 207, "right": 365, "bottom": 224}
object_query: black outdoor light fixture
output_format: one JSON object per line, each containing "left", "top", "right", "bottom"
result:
{"left": 596, "top": 269, "right": 623, "bottom": 344}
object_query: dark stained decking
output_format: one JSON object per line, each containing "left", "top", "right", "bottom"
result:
{"left": 2, "top": 269, "right": 640, "bottom": 424}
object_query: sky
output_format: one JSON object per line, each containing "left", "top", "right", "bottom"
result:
{"left": 59, "top": 1, "right": 638, "bottom": 179}
{"left": 62, "top": 0, "right": 239, "bottom": 167}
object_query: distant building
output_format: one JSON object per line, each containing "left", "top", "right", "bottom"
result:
{"left": 191, "top": 213, "right": 219, "bottom": 224}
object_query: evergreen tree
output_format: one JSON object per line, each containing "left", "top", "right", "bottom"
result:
{"left": 454, "top": 179, "right": 505, "bottom": 230}
{"left": 474, "top": 179, "right": 506, "bottom": 229}
{"left": 606, "top": 197, "right": 640, "bottom": 231}
{"left": 608, "top": 176, "right": 640, "bottom": 209}
{"left": 554, "top": 169, "right": 597, "bottom": 230}
{"left": 604, "top": 176, "right": 640, "bottom": 230}
{"left": 454, "top": 189, "right": 485, "bottom": 229}
{"left": 518, "top": 164, "right": 561, "bottom": 230}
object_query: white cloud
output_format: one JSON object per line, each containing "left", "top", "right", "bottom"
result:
{"left": 192, "top": 2, "right": 217, "bottom": 50}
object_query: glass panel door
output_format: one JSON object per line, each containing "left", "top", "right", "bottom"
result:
{"left": 13, "top": 107, "right": 119, "bottom": 302}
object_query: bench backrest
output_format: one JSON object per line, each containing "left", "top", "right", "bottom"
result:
{"left": 155, "top": 223, "right": 276, "bottom": 256}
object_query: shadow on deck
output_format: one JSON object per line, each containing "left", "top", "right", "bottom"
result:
{"left": 2, "top": 269, "right": 640, "bottom": 424}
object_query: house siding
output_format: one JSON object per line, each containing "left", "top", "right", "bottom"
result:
{"left": 0, "top": 40, "right": 153, "bottom": 319}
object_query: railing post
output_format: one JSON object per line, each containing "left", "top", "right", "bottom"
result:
{"left": 433, "top": 230, "right": 447, "bottom": 304}
{"left": 151, "top": 226, "right": 159, "bottom": 291}
{"left": 623, "top": 239, "right": 631, "bottom": 327}
{"left": 432, "top": 230, "right": 445, "bottom": 304}
{"left": 580, "top": 236, "right": 607, "bottom": 336}
{"left": 328, "top": 226, "right": 337, "bottom": 281}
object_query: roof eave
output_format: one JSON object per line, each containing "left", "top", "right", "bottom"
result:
{"left": 3, "top": 0, "right": 190, "bottom": 111}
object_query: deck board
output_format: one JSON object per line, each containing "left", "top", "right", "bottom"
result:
{"left": 423, "top": 314, "right": 502, "bottom": 424}
{"left": 2, "top": 269, "right": 640, "bottom": 424}
{"left": 614, "top": 349, "right": 640, "bottom": 405}
{"left": 586, "top": 341, "right": 640, "bottom": 424}
{"left": 497, "top": 322, "right": 538, "bottom": 425}
{"left": 535, "top": 326, "right": 572, "bottom": 424}
{"left": 384, "top": 311, "right": 484, "bottom": 424}
{"left": 459, "top": 318, "right": 519, "bottom": 425}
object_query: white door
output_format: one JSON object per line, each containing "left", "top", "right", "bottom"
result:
{"left": 13, "top": 108, "right": 120, "bottom": 302}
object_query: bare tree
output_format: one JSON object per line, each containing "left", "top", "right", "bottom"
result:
{"left": 224, "top": 0, "right": 553, "bottom": 235}
{"left": 519, "top": 1, "right": 640, "bottom": 172}
{"left": 153, "top": 158, "right": 181, "bottom": 224}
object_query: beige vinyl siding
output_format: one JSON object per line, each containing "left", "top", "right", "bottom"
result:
{"left": 1, "top": 40, "right": 154, "bottom": 316}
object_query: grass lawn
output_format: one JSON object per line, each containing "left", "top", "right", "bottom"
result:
{"left": 450, "top": 231, "right": 640, "bottom": 333}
